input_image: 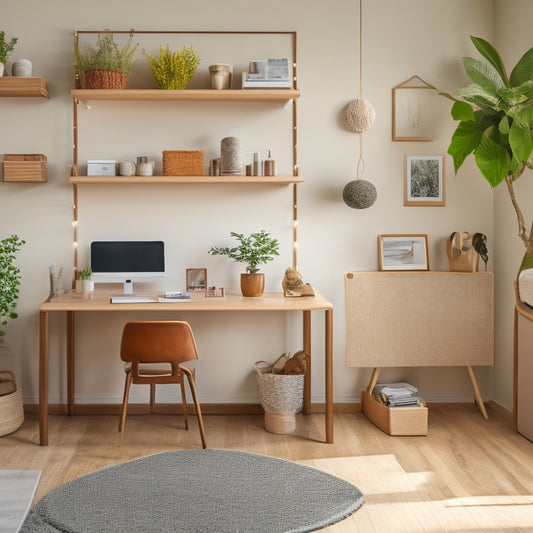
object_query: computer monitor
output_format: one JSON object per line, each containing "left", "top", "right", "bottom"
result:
{"left": 90, "top": 241, "right": 165, "bottom": 293}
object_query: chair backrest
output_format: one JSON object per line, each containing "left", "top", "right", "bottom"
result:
{"left": 120, "top": 321, "right": 199, "bottom": 365}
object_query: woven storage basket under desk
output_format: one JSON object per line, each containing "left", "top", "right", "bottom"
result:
{"left": 0, "top": 371, "right": 24, "bottom": 436}
{"left": 163, "top": 150, "right": 204, "bottom": 176}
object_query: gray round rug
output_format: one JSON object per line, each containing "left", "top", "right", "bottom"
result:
{"left": 21, "top": 449, "right": 364, "bottom": 533}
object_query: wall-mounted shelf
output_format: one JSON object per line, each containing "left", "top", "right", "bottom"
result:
{"left": 0, "top": 77, "right": 49, "bottom": 97}
{"left": 71, "top": 88, "right": 300, "bottom": 103}
{"left": 69, "top": 174, "right": 302, "bottom": 184}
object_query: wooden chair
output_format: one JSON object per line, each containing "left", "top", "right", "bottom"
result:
{"left": 118, "top": 320, "right": 207, "bottom": 448}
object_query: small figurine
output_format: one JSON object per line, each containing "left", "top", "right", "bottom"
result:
{"left": 281, "top": 267, "right": 315, "bottom": 297}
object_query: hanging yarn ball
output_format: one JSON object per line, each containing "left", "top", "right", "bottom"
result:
{"left": 343, "top": 179, "right": 377, "bottom": 209}
{"left": 344, "top": 97, "right": 376, "bottom": 133}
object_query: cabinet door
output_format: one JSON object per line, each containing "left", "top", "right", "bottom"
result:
{"left": 517, "top": 313, "right": 533, "bottom": 442}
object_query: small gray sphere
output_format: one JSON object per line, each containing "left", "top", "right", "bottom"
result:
{"left": 343, "top": 180, "right": 377, "bottom": 209}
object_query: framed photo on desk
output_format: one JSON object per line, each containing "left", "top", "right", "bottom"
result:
{"left": 186, "top": 268, "right": 207, "bottom": 293}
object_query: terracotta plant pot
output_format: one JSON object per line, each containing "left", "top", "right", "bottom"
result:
{"left": 240, "top": 273, "right": 265, "bottom": 297}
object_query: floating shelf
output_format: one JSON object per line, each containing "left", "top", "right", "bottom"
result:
{"left": 69, "top": 175, "right": 302, "bottom": 185}
{"left": 0, "top": 77, "right": 49, "bottom": 97}
{"left": 71, "top": 88, "right": 300, "bottom": 103}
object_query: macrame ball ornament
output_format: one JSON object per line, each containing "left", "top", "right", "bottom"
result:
{"left": 343, "top": 179, "right": 377, "bottom": 209}
{"left": 344, "top": 97, "right": 376, "bottom": 133}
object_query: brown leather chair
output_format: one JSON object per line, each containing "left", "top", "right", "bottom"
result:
{"left": 118, "top": 320, "right": 207, "bottom": 448}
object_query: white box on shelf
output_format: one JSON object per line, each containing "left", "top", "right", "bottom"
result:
{"left": 87, "top": 160, "right": 117, "bottom": 176}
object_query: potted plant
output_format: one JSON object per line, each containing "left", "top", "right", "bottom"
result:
{"left": 75, "top": 31, "right": 139, "bottom": 89}
{"left": 146, "top": 44, "right": 200, "bottom": 90}
{"left": 0, "top": 234, "right": 25, "bottom": 437}
{"left": 439, "top": 36, "right": 533, "bottom": 302}
{"left": 208, "top": 231, "right": 279, "bottom": 297}
{"left": 79, "top": 266, "right": 93, "bottom": 292}
{"left": 0, "top": 31, "right": 17, "bottom": 76}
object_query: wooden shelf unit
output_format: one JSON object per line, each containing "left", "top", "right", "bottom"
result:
{"left": 70, "top": 30, "right": 301, "bottom": 279}
{"left": 0, "top": 77, "right": 49, "bottom": 97}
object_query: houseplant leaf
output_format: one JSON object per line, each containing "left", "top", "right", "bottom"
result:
{"left": 447, "top": 120, "right": 483, "bottom": 172}
{"left": 463, "top": 56, "right": 504, "bottom": 96}
{"left": 470, "top": 36, "right": 510, "bottom": 87}
{"left": 451, "top": 101, "right": 475, "bottom": 121}
{"left": 457, "top": 83, "right": 500, "bottom": 110}
{"left": 509, "top": 120, "right": 533, "bottom": 163}
{"left": 510, "top": 45, "right": 533, "bottom": 86}
{"left": 474, "top": 133, "right": 510, "bottom": 187}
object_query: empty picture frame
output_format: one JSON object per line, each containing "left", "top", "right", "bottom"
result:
{"left": 186, "top": 268, "right": 207, "bottom": 293}
{"left": 404, "top": 155, "right": 445, "bottom": 206}
{"left": 378, "top": 234, "right": 429, "bottom": 271}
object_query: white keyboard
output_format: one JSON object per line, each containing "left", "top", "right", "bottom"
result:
{"left": 110, "top": 295, "right": 156, "bottom": 304}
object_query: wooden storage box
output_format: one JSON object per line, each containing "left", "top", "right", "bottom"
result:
{"left": 4, "top": 154, "right": 47, "bottom": 182}
{"left": 361, "top": 390, "right": 428, "bottom": 436}
{"left": 162, "top": 150, "right": 204, "bottom": 176}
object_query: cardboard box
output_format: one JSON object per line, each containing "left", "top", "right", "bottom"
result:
{"left": 361, "top": 390, "right": 428, "bottom": 436}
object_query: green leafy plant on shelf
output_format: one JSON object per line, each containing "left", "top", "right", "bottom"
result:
{"left": 439, "top": 36, "right": 533, "bottom": 248}
{"left": 208, "top": 231, "right": 280, "bottom": 274}
{"left": 0, "top": 235, "right": 25, "bottom": 344}
{"left": 79, "top": 267, "right": 92, "bottom": 280}
{"left": 75, "top": 32, "right": 139, "bottom": 76}
{"left": 146, "top": 44, "right": 200, "bottom": 90}
{"left": 0, "top": 31, "right": 17, "bottom": 65}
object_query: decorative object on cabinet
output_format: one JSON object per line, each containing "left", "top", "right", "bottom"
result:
{"left": 163, "top": 150, "right": 204, "bottom": 176}
{"left": 12, "top": 58, "right": 32, "bottom": 77}
{"left": 220, "top": 137, "right": 243, "bottom": 176}
{"left": 446, "top": 232, "right": 488, "bottom": 272}
{"left": 242, "top": 58, "right": 291, "bottom": 89}
{"left": 74, "top": 31, "right": 139, "bottom": 89}
{"left": 206, "top": 286, "right": 225, "bottom": 297}
{"left": 404, "top": 155, "right": 445, "bottom": 206}
{"left": 208, "top": 230, "right": 279, "bottom": 297}
{"left": 186, "top": 268, "right": 207, "bottom": 293}
{"left": 136, "top": 160, "right": 154, "bottom": 176}
{"left": 342, "top": 0, "right": 377, "bottom": 210}
{"left": 3, "top": 153, "right": 47, "bottom": 182}
{"left": 281, "top": 267, "right": 315, "bottom": 297}
{"left": 47, "top": 263, "right": 63, "bottom": 301}
{"left": 87, "top": 159, "right": 116, "bottom": 176}
{"left": 0, "top": 31, "right": 17, "bottom": 76}
{"left": 79, "top": 266, "right": 93, "bottom": 292}
{"left": 118, "top": 160, "right": 136, "bottom": 177}
{"left": 146, "top": 44, "right": 200, "bottom": 90}
{"left": 378, "top": 234, "right": 428, "bottom": 271}
{"left": 392, "top": 75, "right": 441, "bottom": 141}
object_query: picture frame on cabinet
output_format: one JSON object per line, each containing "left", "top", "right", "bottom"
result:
{"left": 404, "top": 155, "right": 445, "bottom": 206}
{"left": 186, "top": 268, "right": 207, "bottom": 293}
{"left": 378, "top": 234, "right": 429, "bottom": 271}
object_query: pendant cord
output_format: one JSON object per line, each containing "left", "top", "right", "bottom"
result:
{"left": 357, "top": 0, "right": 364, "bottom": 180}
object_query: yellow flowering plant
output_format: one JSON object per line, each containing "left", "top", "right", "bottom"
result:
{"left": 146, "top": 44, "right": 200, "bottom": 90}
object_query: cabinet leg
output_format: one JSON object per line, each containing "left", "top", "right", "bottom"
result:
{"left": 466, "top": 366, "right": 488, "bottom": 419}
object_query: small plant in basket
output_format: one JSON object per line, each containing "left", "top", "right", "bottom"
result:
{"left": 146, "top": 44, "right": 200, "bottom": 90}
{"left": 75, "top": 31, "right": 139, "bottom": 89}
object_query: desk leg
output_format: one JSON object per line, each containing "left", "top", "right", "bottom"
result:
{"left": 466, "top": 366, "right": 488, "bottom": 419}
{"left": 39, "top": 311, "right": 48, "bottom": 446}
{"left": 325, "top": 308, "right": 333, "bottom": 443}
{"left": 303, "top": 310, "right": 311, "bottom": 415}
{"left": 67, "top": 311, "right": 75, "bottom": 416}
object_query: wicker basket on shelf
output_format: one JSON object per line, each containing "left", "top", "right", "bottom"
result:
{"left": 0, "top": 371, "right": 24, "bottom": 437}
{"left": 162, "top": 150, "right": 204, "bottom": 176}
{"left": 84, "top": 70, "right": 128, "bottom": 89}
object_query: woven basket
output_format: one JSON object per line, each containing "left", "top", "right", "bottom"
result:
{"left": 0, "top": 371, "right": 24, "bottom": 437}
{"left": 163, "top": 150, "right": 204, "bottom": 176}
{"left": 84, "top": 70, "right": 128, "bottom": 89}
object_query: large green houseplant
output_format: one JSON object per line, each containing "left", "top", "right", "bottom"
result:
{"left": 443, "top": 36, "right": 533, "bottom": 251}
{"left": 75, "top": 32, "right": 139, "bottom": 89}
{"left": 209, "top": 231, "right": 279, "bottom": 297}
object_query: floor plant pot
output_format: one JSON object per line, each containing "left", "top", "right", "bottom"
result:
{"left": 0, "top": 370, "right": 24, "bottom": 437}
{"left": 240, "top": 273, "right": 265, "bottom": 297}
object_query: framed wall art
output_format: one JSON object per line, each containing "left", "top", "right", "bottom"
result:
{"left": 186, "top": 268, "right": 207, "bottom": 293}
{"left": 404, "top": 155, "right": 445, "bottom": 206}
{"left": 378, "top": 234, "right": 429, "bottom": 271}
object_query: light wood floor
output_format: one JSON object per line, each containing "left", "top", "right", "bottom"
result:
{"left": 2, "top": 404, "right": 533, "bottom": 532}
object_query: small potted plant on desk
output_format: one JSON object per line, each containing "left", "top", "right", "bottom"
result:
{"left": 208, "top": 231, "right": 279, "bottom": 297}
{"left": 79, "top": 267, "right": 93, "bottom": 292}
{"left": 0, "top": 234, "right": 25, "bottom": 437}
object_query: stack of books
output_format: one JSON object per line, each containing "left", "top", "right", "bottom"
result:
{"left": 373, "top": 382, "right": 422, "bottom": 407}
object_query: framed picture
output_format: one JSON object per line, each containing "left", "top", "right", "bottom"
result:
{"left": 404, "top": 155, "right": 445, "bottom": 206}
{"left": 186, "top": 268, "right": 207, "bottom": 293}
{"left": 378, "top": 234, "right": 429, "bottom": 271}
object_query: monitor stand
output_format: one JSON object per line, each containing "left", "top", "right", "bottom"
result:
{"left": 123, "top": 279, "right": 134, "bottom": 294}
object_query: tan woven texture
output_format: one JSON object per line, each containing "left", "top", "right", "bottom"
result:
{"left": 0, "top": 371, "right": 24, "bottom": 437}
{"left": 162, "top": 150, "right": 204, "bottom": 176}
{"left": 84, "top": 70, "right": 127, "bottom": 89}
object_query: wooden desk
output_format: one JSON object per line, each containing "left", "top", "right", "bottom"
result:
{"left": 38, "top": 290, "right": 333, "bottom": 446}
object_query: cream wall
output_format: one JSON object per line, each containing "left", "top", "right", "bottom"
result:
{"left": 2, "top": 0, "right": 520, "bottom": 410}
